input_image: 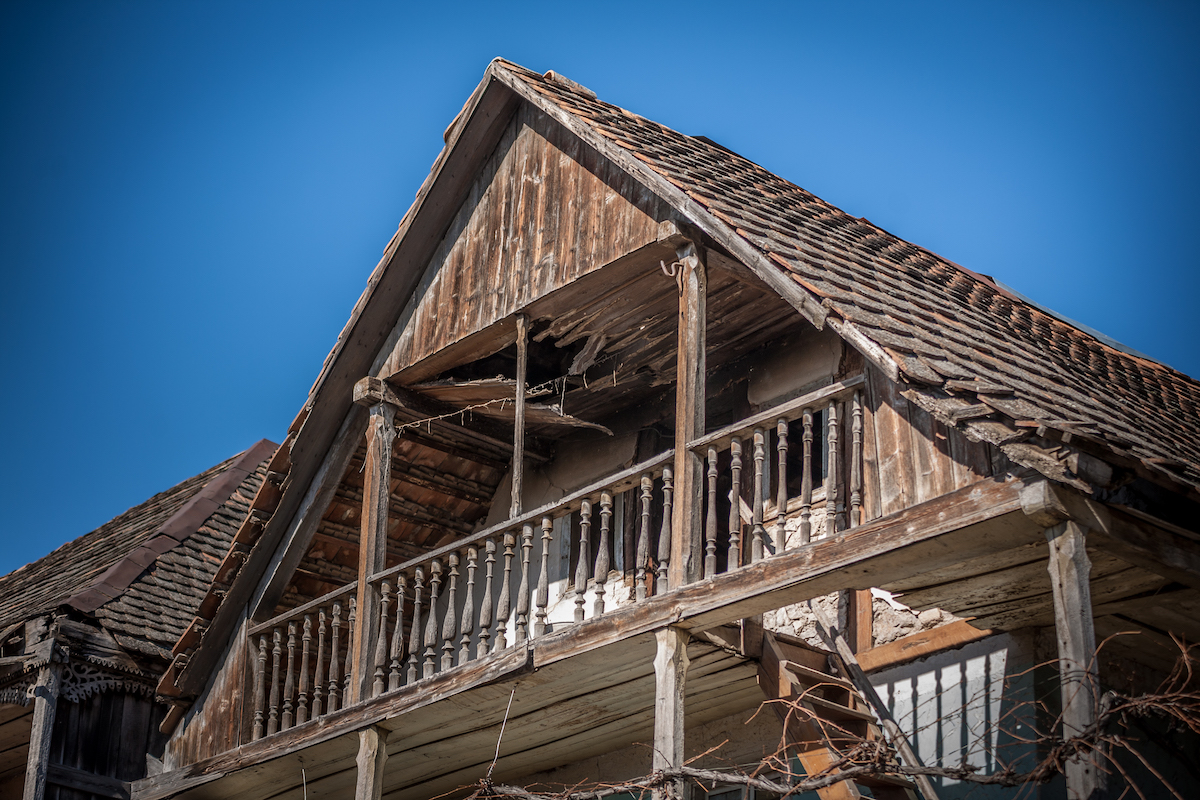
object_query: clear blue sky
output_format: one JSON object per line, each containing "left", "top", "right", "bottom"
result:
{"left": 2, "top": 1, "right": 1197, "bottom": 575}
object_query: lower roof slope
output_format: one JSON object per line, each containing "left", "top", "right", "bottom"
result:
{"left": 0, "top": 440, "right": 275, "bottom": 660}
{"left": 490, "top": 60, "right": 1200, "bottom": 495}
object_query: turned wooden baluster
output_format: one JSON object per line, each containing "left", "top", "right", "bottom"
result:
{"left": 515, "top": 525, "right": 533, "bottom": 642}
{"left": 478, "top": 540, "right": 495, "bottom": 657}
{"left": 460, "top": 546, "right": 478, "bottom": 664}
{"left": 389, "top": 576, "right": 406, "bottom": 692}
{"left": 328, "top": 601, "right": 342, "bottom": 713}
{"left": 534, "top": 517, "right": 552, "bottom": 636}
{"left": 268, "top": 627, "right": 282, "bottom": 735}
{"left": 423, "top": 560, "right": 442, "bottom": 678}
{"left": 800, "top": 409, "right": 813, "bottom": 544}
{"left": 441, "top": 554, "right": 459, "bottom": 671}
{"left": 728, "top": 438, "right": 743, "bottom": 567}
{"left": 851, "top": 391, "right": 863, "bottom": 528}
{"left": 636, "top": 475, "right": 652, "bottom": 601}
{"left": 253, "top": 634, "right": 267, "bottom": 739}
{"left": 374, "top": 581, "right": 392, "bottom": 697}
{"left": 775, "top": 419, "right": 789, "bottom": 554}
{"left": 407, "top": 567, "right": 424, "bottom": 682}
{"left": 705, "top": 448, "right": 719, "bottom": 578}
{"left": 297, "top": 615, "right": 311, "bottom": 725}
{"left": 494, "top": 534, "right": 514, "bottom": 652}
{"left": 828, "top": 400, "right": 844, "bottom": 532}
{"left": 574, "top": 500, "right": 592, "bottom": 622}
{"left": 343, "top": 598, "right": 355, "bottom": 699}
{"left": 657, "top": 466, "right": 672, "bottom": 594}
{"left": 594, "top": 492, "right": 612, "bottom": 616}
{"left": 282, "top": 622, "right": 296, "bottom": 729}
{"left": 313, "top": 608, "right": 326, "bottom": 718}
{"left": 751, "top": 429, "right": 766, "bottom": 562}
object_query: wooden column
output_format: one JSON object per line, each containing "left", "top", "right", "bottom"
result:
{"left": 23, "top": 659, "right": 62, "bottom": 800}
{"left": 351, "top": 402, "right": 396, "bottom": 705}
{"left": 511, "top": 314, "right": 529, "bottom": 519}
{"left": 653, "top": 627, "right": 690, "bottom": 800}
{"left": 670, "top": 241, "right": 705, "bottom": 588}
{"left": 355, "top": 725, "right": 389, "bottom": 800}
{"left": 1046, "top": 520, "right": 1102, "bottom": 800}
{"left": 845, "top": 589, "right": 873, "bottom": 654}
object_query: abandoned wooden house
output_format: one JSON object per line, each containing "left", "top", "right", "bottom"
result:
{"left": 6, "top": 58, "right": 1200, "bottom": 800}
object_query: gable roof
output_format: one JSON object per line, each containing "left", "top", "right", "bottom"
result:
{"left": 485, "top": 59, "right": 1200, "bottom": 495}
{"left": 0, "top": 440, "right": 275, "bottom": 661}
{"left": 170, "top": 57, "right": 1200, "bottom": 699}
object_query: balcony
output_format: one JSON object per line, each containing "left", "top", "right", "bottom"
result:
{"left": 246, "top": 376, "right": 867, "bottom": 739}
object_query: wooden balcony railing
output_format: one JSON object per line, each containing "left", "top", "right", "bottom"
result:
{"left": 246, "top": 375, "right": 863, "bottom": 740}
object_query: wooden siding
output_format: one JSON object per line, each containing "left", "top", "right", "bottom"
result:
{"left": 45, "top": 691, "right": 166, "bottom": 799}
{"left": 381, "top": 102, "right": 673, "bottom": 376}
{"left": 861, "top": 365, "right": 999, "bottom": 522}
{"left": 164, "top": 621, "right": 251, "bottom": 769}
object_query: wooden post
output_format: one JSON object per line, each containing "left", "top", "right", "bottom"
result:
{"left": 653, "top": 627, "right": 690, "bottom": 800}
{"left": 1046, "top": 520, "right": 1102, "bottom": 800}
{"left": 670, "top": 241, "right": 706, "bottom": 588}
{"left": 355, "top": 725, "right": 388, "bottom": 800}
{"left": 351, "top": 402, "right": 395, "bottom": 705}
{"left": 845, "top": 589, "right": 873, "bottom": 654}
{"left": 511, "top": 314, "right": 529, "bottom": 519}
{"left": 24, "top": 659, "right": 62, "bottom": 800}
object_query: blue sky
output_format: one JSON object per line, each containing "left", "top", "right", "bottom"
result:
{"left": 2, "top": 1, "right": 1197, "bottom": 575}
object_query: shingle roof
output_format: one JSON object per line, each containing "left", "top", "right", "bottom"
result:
{"left": 489, "top": 60, "right": 1200, "bottom": 494}
{"left": 0, "top": 441, "right": 275, "bottom": 660}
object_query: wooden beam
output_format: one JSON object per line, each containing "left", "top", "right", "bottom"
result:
{"left": 46, "top": 763, "right": 130, "bottom": 800}
{"left": 251, "top": 406, "right": 368, "bottom": 622}
{"left": 856, "top": 620, "right": 992, "bottom": 673}
{"left": 355, "top": 376, "right": 532, "bottom": 458}
{"left": 671, "top": 241, "right": 706, "bottom": 589}
{"left": 652, "top": 627, "right": 689, "bottom": 800}
{"left": 1045, "top": 520, "right": 1103, "bottom": 800}
{"left": 355, "top": 726, "right": 388, "bottom": 800}
{"left": 511, "top": 314, "right": 528, "bottom": 519}
{"left": 352, "top": 403, "right": 395, "bottom": 705}
{"left": 23, "top": 659, "right": 61, "bottom": 800}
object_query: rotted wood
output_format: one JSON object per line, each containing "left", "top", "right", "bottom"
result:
{"left": 1045, "top": 520, "right": 1103, "bottom": 800}
{"left": 23, "top": 657, "right": 62, "bottom": 800}
{"left": 671, "top": 240, "right": 706, "bottom": 588}
{"left": 355, "top": 725, "right": 388, "bottom": 800}
{"left": 352, "top": 403, "right": 395, "bottom": 706}
{"left": 653, "top": 627, "right": 690, "bottom": 800}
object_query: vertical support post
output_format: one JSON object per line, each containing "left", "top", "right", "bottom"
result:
{"left": 23, "top": 657, "right": 61, "bottom": 800}
{"left": 845, "top": 589, "right": 873, "bottom": 654}
{"left": 653, "top": 627, "right": 690, "bottom": 800}
{"left": 355, "top": 725, "right": 389, "bottom": 800}
{"left": 352, "top": 402, "right": 395, "bottom": 706}
{"left": 511, "top": 314, "right": 529, "bottom": 519}
{"left": 671, "top": 241, "right": 706, "bottom": 588}
{"left": 1046, "top": 520, "right": 1102, "bottom": 800}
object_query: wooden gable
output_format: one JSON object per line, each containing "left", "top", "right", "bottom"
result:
{"left": 379, "top": 102, "right": 674, "bottom": 377}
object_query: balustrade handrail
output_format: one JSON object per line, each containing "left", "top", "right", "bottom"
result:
{"left": 366, "top": 448, "right": 677, "bottom": 587}
{"left": 686, "top": 375, "right": 864, "bottom": 455}
{"left": 249, "top": 580, "right": 358, "bottom": 638}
